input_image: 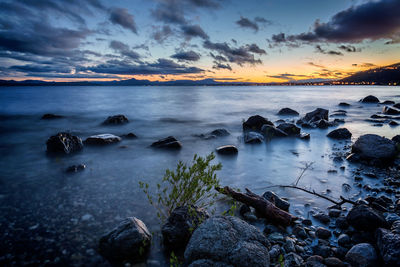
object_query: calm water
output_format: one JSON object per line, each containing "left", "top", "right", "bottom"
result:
{"left": 0, "top": 85, "right": 399, "bottom": 265}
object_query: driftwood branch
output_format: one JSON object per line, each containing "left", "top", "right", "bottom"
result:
{"left": 215, "top": 186, "right": 297, "bottom": 226}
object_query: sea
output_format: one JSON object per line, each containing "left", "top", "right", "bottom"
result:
{"left": 0, "top": 85, "right": 399, "bottom": 265}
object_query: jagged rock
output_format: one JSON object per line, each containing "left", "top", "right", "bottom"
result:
{"left": 301, "top": 108, "right": 329, "bottom": 123}
{"left": 244, "top": 132, "right": 264, "bottom": 143}
{"left": 84, "top": 134, "right": 121, "bottom": 145}
{"left": 376, "top": 228, "right": 400, "bottom": 265}
{"left": 345, "top": 243, "right": 378, "bottom": 267}
{"left": 103, "top": 114, "right": 129, "bottom": 125}
{"left": 151, "top": 136, "right": 182, "bottom": 149}
{"left": 360, "top": 95, "right": 379, "bottom": 103}
{"left": 383, "top": 106, "right": 400, "bottom": 115}
{"left": 327, "top": 128, "right": 352, "bottom": 139}
{"left": 243, "top": 115, "right": 273, "bottom": 131}
{"left": 98, "top": 217, "right": 151, "bottom": 264}
{"left": 277, "top": 108, "right": 299, "bottom": 116}
{"left": 262, "top": 191, "right": 290, "bottom": 211}
{"left": 184, "top": 216, "right": 270, "bottom": 267}
{"left": 346, "top": 204, "right": 388, "bottom": 231}
{"left": 216, "top": 145, "right": 238, "bottom": 155}
{"left": 162, "top": 206, "right": 209, "bottom": 250}
{"left": 277, "top": 123, "right": 300, "bottom": 135}
{"left": 316, "top": 119, "right": 330, "bottom": 129}
{"left": 41, "top": 113, "right": 64, "bottom": 119}
{"left": 284, "top": 252, "right": 304, "bottom": 267}
{"left": 261, "top": 124, "right": 288, "bottom": 138}
{"left": 351, "top": 134, "right": 397, "bottom": 164}
{"left": 46, "top": 132, "right": 83, "bottom": 154}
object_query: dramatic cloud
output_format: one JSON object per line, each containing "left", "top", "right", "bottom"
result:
{"left": 109, "top": 40, "right": 141, "bottom": 60}
{"left": 246, "top": 44, "right": 267, "bottom": 55}
{"left": 279, "top": 0, "right": 400, "bottom": 44}
{"left": 171, "top": 51, "right": 201, "bottom": 61}
{"left": 212, "top": 62, "right": 232, "bottom": 71}
{"left": 236, "top": 17, "right": 259, "bottom": 31}
{"left": 80, "top": 58, "right": 203, "bottom": 75}
{"left": 203, "top": 40, "right": 264, "bottom": 66}
{"left": 109, "top": 8, "right": 137, "bottom": 34}
{"left": 152, "top": 26, "right": 173, "bottom": 43}
{"left": 315, "top": 45, "right": 343, "bottom": 56}
{"left": 181, "top": 24, "right": 209, "bottom": 40}
{"left": 338, "top": 45, "right": 360, "bottom": 52}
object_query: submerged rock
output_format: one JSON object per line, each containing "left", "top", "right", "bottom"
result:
{"left": 338, "top": 102, "right": 350, "bottom": 107}
{"left": 345, "top": 243, "right": 378, "bottom": 267}
{"left": 210, "top": 128, "right": 230, "bottom": 137}
{"left": 277, "top": 108, "right": 299, "bottom": 116}
{"left": 346, "top": 204, "right": 388, "bottom": 231}
{"left": 103, "top": 114, "right": 129, "bottom": 125}
{"left": 184, "top": 216, "right": 270, "bottom": 267}
{"left": 84, "top": 134, "right": 121, "bottom": 145}
{"left": 46, "top": 132, "right": 83, "bottom": 154}
{"left": 261, "top": 125, "right": 288, "bottom": 138}
{"left": 244, "top": 131, "right": 264, "bottom": 143}
{"left": 360, "top": 95, "right": 380, "bottom": 103}
{"left": 121, "top": 133, "right": 137, "bottom": 139}
{"left": 151, "top": 136, "right": 182, "bottom": 149}
{"left": 277, "top": 123, "right": 300, "bottom": 135}
{"left": 41, "top": 113, "right": 64, "bottom": 120}
{"left": 376, "top": 228, "right": 400, "bottom": 265}
{"left": 243, "top": 115, "right": 273, "bottom": 131}
{"left": 162, "top": 206, "right": 209, "bottom": 250}
{"left": 65, "top": 164, "right": 86, "bottom": 173}
{"left": 327, "top": 128, "right": 352, "bottom": 139}
{"left": 383, "top": 106, "right": 400, "bottom": 115}
{"left": 351, "top": 134, "right": 397, "bottom": 164}
{"left": 216, "top": 145, "right": 238, "bottom": 155}
{"left": 98, "top": 217, "right": 151, "bottom": 264}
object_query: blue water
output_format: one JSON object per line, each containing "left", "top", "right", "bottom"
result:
{"left": 0, "top": 85, "right": 399, "bottom": 265}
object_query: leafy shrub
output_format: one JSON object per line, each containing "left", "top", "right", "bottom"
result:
{"left": 139, "top": 153, "right": 222, "bottom": 222}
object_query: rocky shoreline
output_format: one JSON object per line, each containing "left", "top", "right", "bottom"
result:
{"left": 2, "top": 95, "right": 400, "bottom": 266}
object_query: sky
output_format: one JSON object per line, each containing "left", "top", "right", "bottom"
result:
{"left": 0, "top": 0, "right": 399, "bottom": 83}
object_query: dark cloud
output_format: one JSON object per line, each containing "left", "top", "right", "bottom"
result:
{"left": 246, "top": 44, "right": 267, "bottom": 55}
{"left": 203, "top": 40, "right": 264, "bottom": 66}
{"left": 307, "top": 62, "right": 325, "bottom": 68}
{"left": 236, "top": 17, "right": 259, "bottom": 31}
{"left": 9, "top": 64, "right": 72, "bottom": 74}
{"left": 338, "top": 45, "right": 360, "bottom": 52}
{"left": 353, "top": 62, "right": 377, "bottom": 68}
{"left": 255, "top": 17, "right": 272, "bottom": 25}
{"left": 315, "top": 45, "right": 343, "bottom": 56}
{"left": 278, "top": 0, "right": 400, "bottom": 44}
{"left": 271, "top": 33, "right": 286, "bottom": 43}
{"left": 80, "top": 58, "right": 203, "bottom": 75}
{"left": 212, "top": 62, "right": 232, "bottom": 71}
{"left": 181, "top": 24, "right": 209, "bottom": 40}
{"left": 109, "top": 8, "right": 137, "bottom": 34}
{"left": 109, "top": 40, "right": 141, "bottom": 60}
{"left": 171, "top": 51, "right": 201, "bottom": 61}
{"left": 152, "top": 26, "right": 173, "bottom": 43}
{"left": 267, "top": 73, "right": 308, "bottom": 80}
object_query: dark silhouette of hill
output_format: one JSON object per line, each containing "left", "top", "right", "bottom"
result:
{"left": 340, "top": 63, "right": 400, "bottom": 85}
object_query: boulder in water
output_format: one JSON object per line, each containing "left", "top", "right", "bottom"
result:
{"left": 346, "top": 204, "right": 388, "bottom": 231}
{"left": 103, "top": 114, "right": 129, "bottom": 125}
{"left": 244, "top": 132, "right": 264, "bottom": 143}
{"left": 360, "top": 95, "right": 380, "bottom": 103}
{"left": 261, "top": 124, "right": 288, "bottom": 138}
{"left": 216, "top": 145, "right": 238, "bottom": 155}
{"left": 46, "top": 132, "right": 83, "bottom": 154}
{"left": 151, "top": 136, "right": 182, "bottom": 149}
{"left": 99, "top": 217, "right": 151, "bottom": 264}
{"left": 122, "top": 133, "right": 137, "bottom": 139}
{"left": 41, "top": 113, "right": 64, "bottom": 120}
{"left": 338, "top": 102, "right": 350, "bottom": 107}
{"left": 301, "top": 108, "right": 329, "bottom": 123}
{"left": 277, "top": 108, "right": 299, "bottom": 116}
{"left": 351, "top": 134, "right": 397, "bottom": 164}
{"left": 243, "top": 115, "right": 273, "bottom": 131}
{"left": 383, "top": 106, "right": 400, "bottom": 115}
{"left": 327, "top": 128, "right": 352, "bottom": 139}
{"left": 345, "top": 243, "right": 378, "bottom": 267}
{"left": 277, "top": 123, "right": 300, "bottom": 135}
{"left": 84, "top": 134, "right": 121, "bottom": 145}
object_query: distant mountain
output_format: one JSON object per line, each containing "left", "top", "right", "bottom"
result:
{"left": 340, "top": 63, "right": 400, "bottom": 85}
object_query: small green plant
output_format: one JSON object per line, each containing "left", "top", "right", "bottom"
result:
{"left": 169, "top": 251, "right": 182, "bottom": 267}
{"left": 222, "top": 200, "right": 239, "bottom": 216}
{"left": 139, "top": 153, "right": 222, "bottom": 222}
{"left": 278, "top": 254, "right": 284, "bottom": 267}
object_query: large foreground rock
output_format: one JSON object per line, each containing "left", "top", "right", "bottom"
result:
{"left": 351, "top": 134, "right": 397, "bottom": 164}
{"left": 376, "top": 228, "right": 400, "bottom": 266}
{"left": 103, "top": 114, "right": 129, "bottom": 125}
{"left": 84, "top": 134, "right": 121, "bottom": 145}
{"left": 151, "top": 136, "right": 182, "bottom": 149}
{"left": 243, "top": 115, "right": 273, "bottom": 131}
{"left": 346, "top": 204, "right": 388, "bottom": 231}
{"left": 360, "top": 95, "right": 380, "bottom": 103}
{"left": 345, "top": 243, "right": 378, "bottom": 267}
{"left": 184, "top": 216, "right": 270, "bottom": 267}
{"left": 46, "top": 132, "right": 83, "bottom": 154}
{"left": 99, "top": 217, "right": 151, "bottom": 264}
{"left": 162, "top": 206, "right": 209, "bottom": 250}
{"left": 327, "top": 128, "right": 352, "bottom": 139}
